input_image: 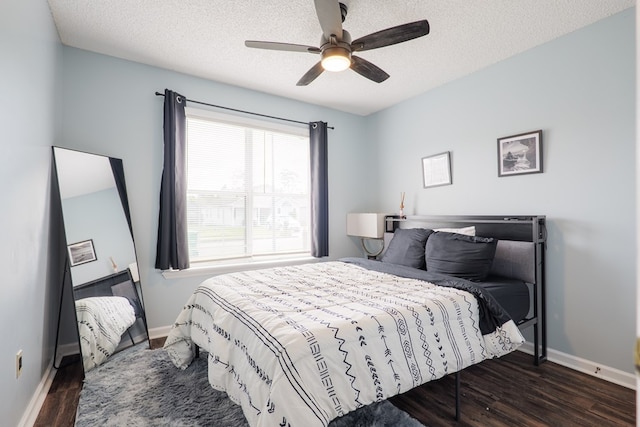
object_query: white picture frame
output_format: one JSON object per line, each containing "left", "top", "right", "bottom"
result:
{"left": 422, "top": 151, "right": 452, "bottom": 188}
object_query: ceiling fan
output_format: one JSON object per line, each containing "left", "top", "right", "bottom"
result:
{"left": 245, "top": 0, "right": 430, "bottom": 86}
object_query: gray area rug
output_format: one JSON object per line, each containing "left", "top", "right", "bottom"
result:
{"left": 76, "top": 344, "right": 425, "bottom": 426}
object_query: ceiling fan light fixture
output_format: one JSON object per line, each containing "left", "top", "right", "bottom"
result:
{"left": 245, "top": 3, "right": 430, "bottom": 85}
{"left": 321, "top": 47, "right": 351, "bottom": 72}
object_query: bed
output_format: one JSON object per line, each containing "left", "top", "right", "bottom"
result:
{"left": 164, "top": 215, "right": 546, "bottom": 427}
{"left": 73, "top": 269, "right": 148, "bottom": 371}
{"left": 75, "top": 296, "right": 136, "bottom": 371}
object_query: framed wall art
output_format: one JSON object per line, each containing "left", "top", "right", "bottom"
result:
{"left": 422, "top": 151, "right": 452, "bottom": 188}
{"left": 497, "top": 130, "right": 543, "bottom": 177}
{"left": 68, "top": 239, "right": 97, "bottom": 267}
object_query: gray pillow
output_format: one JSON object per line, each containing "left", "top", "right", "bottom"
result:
{"left": 380, "top": 228, "right": 433, "bottom": 269}
{"left": 425, "top": 232, "right": 498, "bottom": 281}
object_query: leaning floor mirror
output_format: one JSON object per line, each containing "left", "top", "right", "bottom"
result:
{"left": 53, "top": 147, "right": 149, "bottom": 373}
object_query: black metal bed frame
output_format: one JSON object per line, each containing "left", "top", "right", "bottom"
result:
{"left": 190, "top": 214, "right": 547, "bottom": 423}
{"left": 385, "top": 214, "right": 547, "bottom": 420}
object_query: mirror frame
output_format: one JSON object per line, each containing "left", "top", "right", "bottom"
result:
{"left": 52, "top": 146, "right": 149, "bottom": 373}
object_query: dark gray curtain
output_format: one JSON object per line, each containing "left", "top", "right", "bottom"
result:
{"left": 309, "top": 121, "right": 329, "bottom": 257}
{"left": 155, "top": 89, "right": 190, "bottom": 270}
{"left": 109, "top": 157, "right": 133, "bottom": 239}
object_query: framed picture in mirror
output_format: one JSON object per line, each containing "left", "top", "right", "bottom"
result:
{"left": 68, "top": 239, "right": 97, "bottom": 266}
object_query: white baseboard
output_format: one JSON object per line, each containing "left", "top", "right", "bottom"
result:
{"left": 149, "top": 325, "right": 172, "bottom": 340}
{"left": 519, "top": 342, "right": 636, "bottom": 390}
{"left": 20, "top": 343, "right": 81, "bottom": 427}
{"left": 18, "top": 361, "right": 56, "bottom": 427}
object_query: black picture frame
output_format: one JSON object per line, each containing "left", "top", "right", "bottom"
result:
{"left": 497, "top": 130, "right": 543, "bottom": 177}
{"left": 68, "top": 239, "right": 97, "bottom": 267}
{"left": 422, "top": 151, "right": 452, "bottom": 188}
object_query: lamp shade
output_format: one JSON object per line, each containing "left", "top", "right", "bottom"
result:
{"left": 347, "top": 213, "right": 386, "bottom": 238}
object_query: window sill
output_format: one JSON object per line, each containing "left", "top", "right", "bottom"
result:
{"left": 161, "top": 254, "right": 318, "bottom": 280}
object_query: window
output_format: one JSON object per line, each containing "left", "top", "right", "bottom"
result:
{"left": 185, "top": 108, "right": 310, "bottom": 264}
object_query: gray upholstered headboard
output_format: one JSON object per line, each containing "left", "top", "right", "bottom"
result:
{"left": 490, "top": 240, "right": 535, "bottom": 283}
{"left": 382, "top": 215, "right": 545, "bottom": 285}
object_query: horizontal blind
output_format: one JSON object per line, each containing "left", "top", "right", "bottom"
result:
{"left": 185, "top": 113, "right": 310, "bottom": 263}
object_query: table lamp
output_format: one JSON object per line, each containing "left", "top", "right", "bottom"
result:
{"left": 346, "top": 213, "right": 386, "bottom": 259}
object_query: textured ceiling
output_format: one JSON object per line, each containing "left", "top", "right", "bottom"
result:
{"left": 47, "top": 0, "right": 635, "bottom": 116}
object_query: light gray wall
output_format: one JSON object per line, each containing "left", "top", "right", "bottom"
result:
{"left": 368, "top": 9, "right": 635, "bottom": 374}
{"left": 0, "top": 0, "right": 63, "bottom": 425}
{"left": 63, "top": 187, "right": 137, "bottom": 285}
{"left": 3, "top": 3, "right": 635, "bottom": 423}
{"left": 58, "top": 46, "right": 375, "bottom": 330}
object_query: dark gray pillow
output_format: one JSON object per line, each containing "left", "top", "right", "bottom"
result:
{"left": 380, "top": 228, "right": 433, "bottom": 269}
{"left": 425, "top": 232, "right": 498, "bottom": 281}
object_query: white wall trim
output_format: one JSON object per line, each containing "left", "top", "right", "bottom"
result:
{"left": 161, "top": 256, "right": 317, "bottom": 280}
{"left": 519, "top": 342, "right": 635, "bottom": 390}
{"left": 20, "top": 343, "right": 79, "bottom": 427}
{"left": 149, "top": 325, "right": 173, "bottom": 340}
{"left": 18, "top": 361, "right": 56, "bottom": 427}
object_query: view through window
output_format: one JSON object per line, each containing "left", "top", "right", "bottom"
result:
{"left": 185, "top": 109, "right": 311, "bottom": 263}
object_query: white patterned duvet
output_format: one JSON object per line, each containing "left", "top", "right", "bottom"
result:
{"left": 164, "top": 262, "right": 523, "bottom": 427}
{"left": 75, "top": 296, "right": 136, "bottom": 371}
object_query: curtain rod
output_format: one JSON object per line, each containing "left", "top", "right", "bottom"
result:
{"left": 154, "top": 91, "right": 334, "bottom": 130}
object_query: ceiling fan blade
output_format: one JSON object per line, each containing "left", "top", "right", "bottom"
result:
{"left": 350, "top": 56, "right": 390, "bottom": 83}
{"left": 351, "top": 20, "right": 430, "bottom": 52}
{"left": 314, "top": 0, "right": 343, "bottom": 40}
{"left": 245, "top": 40, "right": 321, "bottom": 54}
{"left": 297, "top": 62, "right": 325, "bottom": 86}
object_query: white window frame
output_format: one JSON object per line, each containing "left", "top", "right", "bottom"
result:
{"left": 163, "top": 107, "right": 315, "bottom": 279}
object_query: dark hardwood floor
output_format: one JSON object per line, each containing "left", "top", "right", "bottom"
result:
{"left": 33, "top": 354, "right": 83, "bottom": 427}
{"left": 35, "top": 342, "right": 635, "bottom": 427}
{"left": 390, "top": 351, "right": 635, "bottom": 426}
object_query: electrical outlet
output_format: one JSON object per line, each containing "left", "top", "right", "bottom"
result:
{"left": 16, "top": 350, "right": 22, "bottom": 379}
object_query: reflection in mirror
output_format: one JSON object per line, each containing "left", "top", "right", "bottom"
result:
{"left": 53, "top": 147, "right": 149, "bottom": 373}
